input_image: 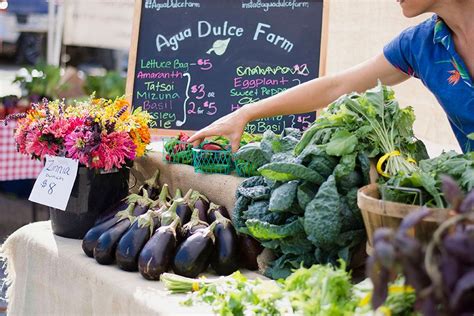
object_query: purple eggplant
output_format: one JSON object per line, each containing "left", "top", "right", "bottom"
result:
{"left": 210, "top": 212, "right": 239, "bottom": 275}
{"left": 138, "top": 170, "right": 161, "bottom": 200}
{"left": 238, "top": 234, "right": 263, "bottom": 271}
{"left": 138, "top": 218, "right": 180, "bottom": 280}
{"left": 82, "top": 215, "right": 121, "bottom": 257}
{"left": 191, "top": 191, "right": 210, "bottom": 222}
{"left": 127, "top": 190, "right": 154, "bottom": 216}
{"left": 82, "top": 199, "right": 133, "bottom": 258}
{"left": 207, "top": 203, "right": 230, "bottom": 224}
{"left": 182, "top": 209, "right": 209, "bottom": 239}
{"left": 115, "top": 210, "right": 161, "bottom": 271}
{"left": 94, "top": 216, "right": 133, "bottom": 265}
{"left": 172, "top": 225, "right": 215, "bottom": 278}
{"left": 175, "top": 189, "right": 193, "bottom": 225}
{"left": 94, "top": 198, "right": 129, "bottom": 225}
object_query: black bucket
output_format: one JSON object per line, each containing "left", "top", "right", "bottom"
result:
{"left": 49, "top": 166, "right": 130, "bottom": 239}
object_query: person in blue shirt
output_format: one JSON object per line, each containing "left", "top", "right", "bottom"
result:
{"left": 190, "top": 0, "right": 474, "bottom": 153}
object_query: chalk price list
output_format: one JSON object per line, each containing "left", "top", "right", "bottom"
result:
{"left": 136, "top": 57, "right": 216, "bottom": 129}
{"left": 135, "top": 58, "right": 315, "bottom": 132}
{"left": 230, "top": 63, "right": 314, "bottom": 133}
{"left": 134, "top": 3, "right": 322, "bottom": 132}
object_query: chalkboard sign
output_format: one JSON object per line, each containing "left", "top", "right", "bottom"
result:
{"left": 126, "top": 0, "right": 327, "bottom": 135}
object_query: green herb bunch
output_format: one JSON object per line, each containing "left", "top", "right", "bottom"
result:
{"left": 295, "top": 81, "right": 427, "bottom": 177}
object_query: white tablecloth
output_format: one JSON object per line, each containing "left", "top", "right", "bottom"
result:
{"left": 2, "top": 221, "right": 260, "bottom": 316}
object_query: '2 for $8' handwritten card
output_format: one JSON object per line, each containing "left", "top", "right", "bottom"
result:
{"left": 29, "top": 156, "right": 79, "bottom": 211}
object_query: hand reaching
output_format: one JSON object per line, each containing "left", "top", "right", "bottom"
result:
{"left": 188, "top": 109, "right": 249, "bottom": 152}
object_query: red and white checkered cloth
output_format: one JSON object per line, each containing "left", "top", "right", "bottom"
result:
{"left": 0, "top": 122, "right": 43, "bottom": 181}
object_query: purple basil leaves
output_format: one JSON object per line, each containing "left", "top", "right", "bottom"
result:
{"left": 368, "top": 175, "right": 474, "bottom": 315}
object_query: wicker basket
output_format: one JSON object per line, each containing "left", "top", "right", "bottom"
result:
{"left": 357, "top": 183, "right": 451, "bottom": 255}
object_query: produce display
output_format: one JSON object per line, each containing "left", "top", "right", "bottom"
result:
{"left": 161, "top": 262, "right": 417, "bottom": 316}
{"left": 81, "top": 172, "right": 262, "bottom": 281}
{"left": 368, "top": 176, "right": 474, "bottom": 315}
{"left": 232, "top": 83, "right": 426, "bottom": 279}
{"left": 164, "top": 132, "right": 194, "bottom": 164}
{"left": 382, "top": 151, "right": 473, "bottom": 207}
{"left": 294, "top": 82, "right": 428, "bottom": 175}
{"left": 73, "top": 82, "right": 473, "bottom": 315}
{"left": 163, "top": 132, "right": 263, "bottom": 176}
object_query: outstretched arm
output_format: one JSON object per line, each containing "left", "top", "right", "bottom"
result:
{"left": 189, "top": 53, "right": 410, "bottom": 151}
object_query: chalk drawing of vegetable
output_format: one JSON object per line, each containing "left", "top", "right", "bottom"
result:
{"left": 207, "top": 38, "right": 231, "bottom": 56}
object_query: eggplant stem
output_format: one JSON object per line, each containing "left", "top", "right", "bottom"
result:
{"left": 206, "top": 222, "right": 217, "bottom": 243}
{"left": 183, "top": 209, "right": 209, "bottom": 231}
{"left": 208, "top": 202, "right": 219, "bottom": 211}
{"left": 184, "top": 188, "right": 193, "bottom": 201}
{"left": 214, "top": 211, "right": 231, "bottom": 228}
{"left": 159, "top": 184, "right": 170, "bottom": 203}
{"left": 118, "top": 202, "right": 136, "bottom": 217}
{"left": 167, "top": 217, "right": 181, "bottom": 237}
{"left": 127, "top": 194, "right": 142, "bottom": 204}
{"left": 175, "top": 188, "right": 182, "bottom": 199}
{"left": 144, "top": 169, "right": 160, "bottom": 187}
{"left": 116, "top": 206, "right": 136, "bottom": 223}
{"left": 191, "top": 191, "right": 209, "bottom": 206}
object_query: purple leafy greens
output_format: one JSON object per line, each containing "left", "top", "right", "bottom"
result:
{"left": 368, "top": 176, "right": 474, "bottom": 315}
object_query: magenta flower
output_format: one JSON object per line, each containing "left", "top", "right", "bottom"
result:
{"left": 25, "top": 129, "right": 60, "bottom": 159}
{"left": 91, "top": 131, "right": 136, "bottom": 171}
{"left": 64, "top": 128, "right": 94, "bottom": 166}
{"left": 42, "top": 118, "right": 70, "bottom": 139}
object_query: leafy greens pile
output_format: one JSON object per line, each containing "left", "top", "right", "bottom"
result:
{"left": 162, "top": 262, "right": 418, "bottom": 316}
{"left": 383, "top": 151, "right": 474, "bottom": 208}
{"left": 232, "top": 83, "right": 426, "bottom": 279}
{"left": 294, "top": 82, "right": 428, "bottom": 174}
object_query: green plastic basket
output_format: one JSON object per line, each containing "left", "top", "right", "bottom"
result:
{"left": 192, "top": 148, "right": 232, "bottom": 175}
{"left": 234, "top": 160, "right": 260, "bottom": 177}
{"left": 162, "top": 137, "right": 193, "bottom": 165}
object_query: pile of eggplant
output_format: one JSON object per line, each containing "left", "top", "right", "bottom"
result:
{"left": 81, "top": 172, "right": 263, "bottom": 280}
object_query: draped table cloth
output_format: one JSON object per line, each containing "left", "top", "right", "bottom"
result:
{"left": 1, "top": 151, "right": 258, "bottom": 315}
{"left": 2, "top": 221, "right": 256, "bottom": 315}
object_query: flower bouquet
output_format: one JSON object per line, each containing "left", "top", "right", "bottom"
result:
{"left": 12, "top": 96, "right": 152, "bottom": 238}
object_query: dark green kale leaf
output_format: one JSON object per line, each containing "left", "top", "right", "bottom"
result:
{"left": 264, "top": 253, "right": 317, "bottom": 280}
{"left": 304, "top": 175, "right": 342, "bottom": 251}
{"left": 297, "top": 181, "right": 319, "bottom": 210}
{"left": 237, "top": 185, "right": 271, "bottom": 200}
{"left": 243, "top": 201, "right": 287, "bottom": 225}
{"left": 269, "top": 181, "right": 299, "bottom": 212}
{"left": 232, "top": 196, "right": 251, "bottom": 234}
{"left": 233, "top": 143, "right": 269, "bottom": 168}
{"left": 356, "top": 152, "right": 371, "bottom": 184}
{"left": 246, "top": 217, "right": 304, "bottom": 240}
{"left": 258, "top": 162, "right": 325, "bottom": 184}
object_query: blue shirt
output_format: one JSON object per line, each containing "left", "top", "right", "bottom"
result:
{"left": 384, "top": 15, "right": 474, "bottom": 153}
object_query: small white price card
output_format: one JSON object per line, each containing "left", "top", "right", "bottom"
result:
{"left": 29, "top": 156, "right": 79, "bottom": 211}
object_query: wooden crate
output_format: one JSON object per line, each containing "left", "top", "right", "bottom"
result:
{"left": 357, "top": 184, "right": 450, "bottom": 254}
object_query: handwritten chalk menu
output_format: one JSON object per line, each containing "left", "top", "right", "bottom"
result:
{"left": 128, "top": 0, "right": 325, "bottom": 133}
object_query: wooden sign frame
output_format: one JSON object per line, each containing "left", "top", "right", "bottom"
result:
{"left": 126, "top": 0, "right": 330, "bottom": 137}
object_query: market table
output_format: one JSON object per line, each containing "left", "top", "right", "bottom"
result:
{"left": 2, "top": 221, "right": 263, "bottom": 316}
{"left": 1, "top": 151, "right": 257, "bottom": 315}
{"left": 0, "top": 121, "right": 43, "bottom": 181}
